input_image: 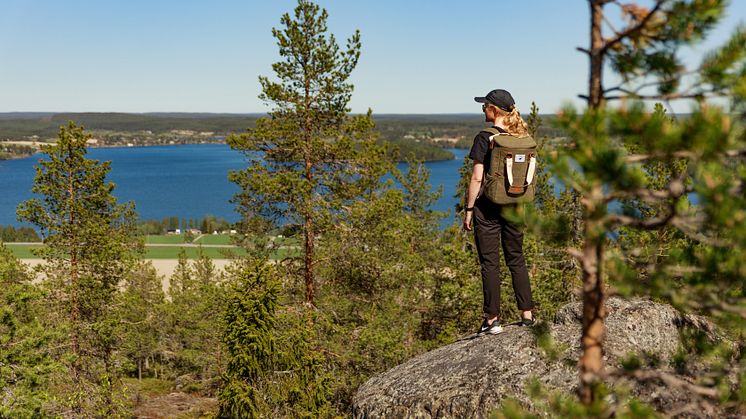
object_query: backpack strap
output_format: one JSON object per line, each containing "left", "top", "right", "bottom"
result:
{"left": 480, "top": 127, "right": 509, "bottom": 149}
{"left": 525, "top": 153, "right": 537, "bottom": 185}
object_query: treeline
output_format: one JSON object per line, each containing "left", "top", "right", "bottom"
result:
{"left": 136, "top": 215, "right": 234, "bottom": 235}
{"left": 0, "top": 143, "right": 36, "bottom": 159}
{"left": 0, "top": 112, "right": 566, "bottom": 161}
{"left": 0, "top": 225, "right": 40, "bottom": 242}
{"left": 0, "top": 113, "right": 260, "bottom": 138}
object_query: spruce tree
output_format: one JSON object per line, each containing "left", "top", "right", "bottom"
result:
{"left": 16, "top": 121, "right": 140, "bottom": 415}
{"left": 113, "top": 262, "right": 165, "bottom": 382}
{"left": 228, "top": 0, "right": 376, "bottom": 306}
{"left": 165, "top": 249, "right": 224, "bottom": 387}
{"left": 218, "top": 262, "right": 277, "bottom": 417}
{"left": 0, "top": 244, "right": 57, "bottom": 417}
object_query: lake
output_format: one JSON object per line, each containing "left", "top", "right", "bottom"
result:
{"left": 0, "top": 144, "right": 468, "bottom": 228}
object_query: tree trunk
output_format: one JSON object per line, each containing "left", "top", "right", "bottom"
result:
{"left": 138, "top": 358, "right": 142, "bottom": 381}
{"left": 579, "top": 2, "right": 608, "bottom": 405}
{"left": 303, "top": 61, "right": 315, "bottom": 306}
{"left": 68, "top": 166, "right": 82, "bottom": 415}
{"left": 589, "top": 0, "right": 605, "bottom": 109}
{"left": 579, "top": 184, "right": 606, "bottom": 404}
{"left": 304, "top": 192, "right": 315, "bottom": 306}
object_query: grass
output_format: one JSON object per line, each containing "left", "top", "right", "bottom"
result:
{"left": 194, "top": 234, "right": 236, "bottom": 245}
{"left": 6, "top": 243, "right": 43, "bottom": 259}
{"left": 6, "top": 240, "right": 298, "bottom": 260}
{"left": 123, "top": 377, "right": 173, "bottom": 398}
{"left": 6, "top": 243, "right": 244, "bottom": 259}
{"left": 144, "top": 246, "right": 245, "bottom": 259}
{"left": 144, "top": 234, "right": 189, "bottom": 244}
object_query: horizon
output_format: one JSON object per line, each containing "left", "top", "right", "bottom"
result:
{"left": 1, "top": 1, "right": 744, "bottom": 115}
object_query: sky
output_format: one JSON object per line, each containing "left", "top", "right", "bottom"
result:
{"left": 0, "top": 0, "right": 743, "bottom": 114}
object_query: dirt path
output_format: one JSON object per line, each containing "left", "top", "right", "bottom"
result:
{"left": 21, "top": 259, "right": 234, "bottom": 292}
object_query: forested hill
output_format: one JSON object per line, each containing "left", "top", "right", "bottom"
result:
{"left": 0, "top": 112, "right": 260, "bottom": 137}
{"left": 0, "top": 112, "right": 564, "bottom": 161}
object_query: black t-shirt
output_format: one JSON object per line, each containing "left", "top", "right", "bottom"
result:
{"left": 468, "top": 125, "right": 507, "bottom": 175}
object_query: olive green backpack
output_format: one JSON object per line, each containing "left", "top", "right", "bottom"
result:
{"left": 480, "top": 127, "right": 538, "bottom": 205}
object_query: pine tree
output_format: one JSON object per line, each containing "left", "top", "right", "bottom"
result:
{"left": 16, "top": 121, "right": 141, "bottom": 415}
{"left": 228, "top": 0, "right": 376, "bottom": 306}
{"left": 553, "top": 0, "right": 745, "bottom": 406}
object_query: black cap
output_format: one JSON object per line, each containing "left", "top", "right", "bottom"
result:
{"left": 474, "top": 89, "right": 515, "bottom": 112}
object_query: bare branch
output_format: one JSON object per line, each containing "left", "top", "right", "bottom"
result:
{"left": 670, "top": 217, "right": 730, "bottom": 246}
{"left": 664, "top": 265, "right": 705, "bottom": 276}
{"left": 606, "top": 368, "right": 720, "bottom": 398}
{"left": 567, "top": 247, "right": 584, "bottom": 260}
{"left": 607, "top": 86, "right": 727, "bottom": 102}
{"left": 606, "top": 186, "right": 691, "bottom": 205}
{"left": 603, "top": 0, "right": 668, "bottom": 52}
{"left": 601, "top": 10, "right": 621, "bottom": 37}
{"left": 607, "top": 212, "right": 675, "bottom": 230}
{"left": 718, "top": 301, "right": 746, "bottom": 318}
{"left": 576, "top": 46, "right": 591, "bottom": 55}
{"left": 616, "top": 69, "right": 698, "bottom": 95}
{"left": 624, "top": 151, "right": 696, "bottom": 163}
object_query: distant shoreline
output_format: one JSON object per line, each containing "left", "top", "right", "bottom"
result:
{"left": 1, "top": 140, "right": 465, "bottom": 163}
{"left": 0, "top": 139, "right": 229, "bottom": 161}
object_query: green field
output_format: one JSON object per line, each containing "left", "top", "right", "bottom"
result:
{"left": 143, "top": 246, "right": 245, "bottom": 259}
{"left": 6, "top": 243, "right": 43, "bottom": 259}
{"left": 6, "top": 233, "right": 302, "bottom": 260}
{"left": 6, "top": 243, "right": 244, "bottom": 259}
{"left": 2, "top": 243, "right": 305, "bottom": 260}
{"left": 194, "top": 234, "right": 237, "bottom": 245}
{"left": 144, "top": 234, "right": 190, "bottom": 244}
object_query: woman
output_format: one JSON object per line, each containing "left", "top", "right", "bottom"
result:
{"left": 464, "top": 89, "right": 535, "bottom": 335}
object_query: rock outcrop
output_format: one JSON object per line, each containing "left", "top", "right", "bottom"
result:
{"left": 352, "top": 298, "right": 716, "bottom": 418}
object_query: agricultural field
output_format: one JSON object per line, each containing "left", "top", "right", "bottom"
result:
{"left": 5, "top": 233, "right": 301, "bottom": 261}
{"left": 193, "top": 234, "right": 236, "bottom": 245}
{"left": 5, "top": 243, "right": 43, "bottom": 259}
{"left": 144, "top": 234, "right": 190, "bottom": 244}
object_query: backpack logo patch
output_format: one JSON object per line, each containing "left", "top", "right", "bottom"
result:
{"left": 515, "top": 154, "right": 526, "bottom": 163}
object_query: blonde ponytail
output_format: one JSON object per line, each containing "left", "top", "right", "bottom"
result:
{"left": 501, "top": 106, "right": 530, "bottom": 137}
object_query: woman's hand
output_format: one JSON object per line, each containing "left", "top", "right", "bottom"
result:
{"left": 463, "top": 210, "right": 473, "bottom": 231}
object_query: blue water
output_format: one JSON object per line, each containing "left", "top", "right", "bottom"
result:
{"left": 0, "top": 144, "right": 467, "bottom": 228}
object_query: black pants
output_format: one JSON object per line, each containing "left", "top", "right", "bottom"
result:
{"left": 474, "top": 198, "right": 534, "bottom": 316}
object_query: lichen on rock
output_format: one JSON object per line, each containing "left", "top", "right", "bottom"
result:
{"left": 352, "top": 298, "right": 717, "bottom": 418}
